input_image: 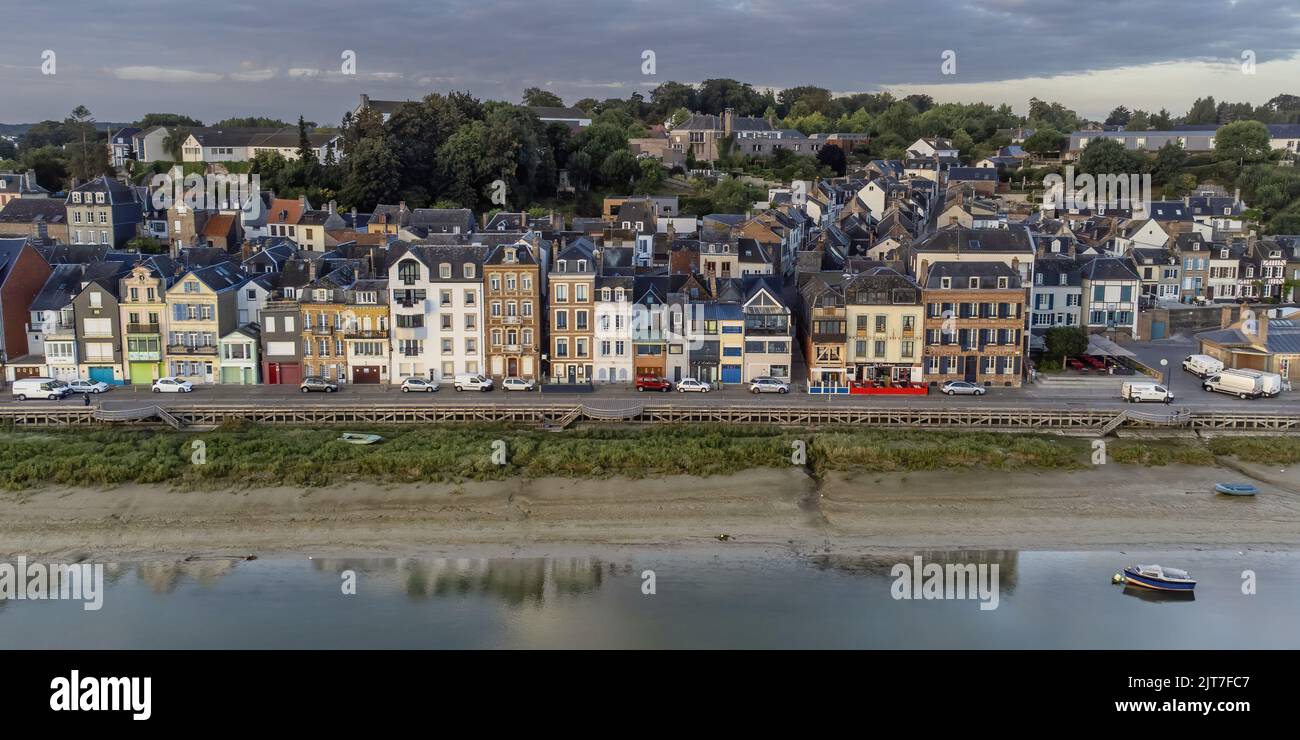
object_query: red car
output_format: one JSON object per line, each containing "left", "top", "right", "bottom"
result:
{"left": 635, "top": 375, "right": 672, "bottom": 392}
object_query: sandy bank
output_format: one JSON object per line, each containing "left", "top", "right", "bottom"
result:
{"left": 1, "top": 463, "right": 1297, "bottom": 560}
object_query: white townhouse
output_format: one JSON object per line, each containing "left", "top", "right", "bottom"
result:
{"left": 387, "top": 244, "right": 486, "bottom": 383}
{"left": 593, "top": 275, "right": 635, "bottom": 383}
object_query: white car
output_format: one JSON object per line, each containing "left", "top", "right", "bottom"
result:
{"left": 501, "top": 377, "right": 536, "bottom": 392}
{"left": 152, "top": 377, "right": 194, "bottom": 393}
{"left": 676, "top": 378, "right": 711, "bottom": 393}
{"left": 400, "top": 377, "right": 439, "bottom": 393}
{"left": 749, "top": 377, "right": 789, "bottom": 394}
{"left": 941, "top": 380, "right": 986, "bottom": 396}
{"left": 68, "top": 378, "right": 110, "bottom": 394}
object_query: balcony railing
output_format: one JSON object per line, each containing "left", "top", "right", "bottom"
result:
{"left": 308, "top": 325, "right": 335, "bottom": 335}
{"left": 127, "top": 323, "right": 161, "bottom": 334}
{"left": 167, "top": 343, "right": 218, "bottom": 355}
{"left": 501, "top": 316, "right": 523, "bottom": 325}
{"left": 344, "top": 329, "right": 389, "bottom": 339}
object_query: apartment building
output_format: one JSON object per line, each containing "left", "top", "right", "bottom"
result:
{"left": 119, "top": 261, "right": 172, "bottom": 384}
{"left": 164, "top": 263, "right": 246, "bottom": 384}
{"left": 923, "top": 262, "right": 1026, "bottom": 386}
{"left": 1079, "top": 256, "right": 1142, "bottom": 339}
{"left": 387, "top": 245, "right": 486, "bottom": 383}
{"left": 548, "top": 240, "right": 596, "bottom": 382}
{"left": 484, "top": 241, "right": 541, "bottom": 381}
{"left": 343, "top": 279, "right": 389, "bottom": 384}
{"left": 843, "top": 267, "right": 924, "bottom": 384}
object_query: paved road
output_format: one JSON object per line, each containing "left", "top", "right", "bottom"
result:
{"left": 5, "top": 376, "right": 1295, "bottom": 414}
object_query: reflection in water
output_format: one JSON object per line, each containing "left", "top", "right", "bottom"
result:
{"left": 310, "top": 557, "right": 606, "bottom": 606}
{"left": 810, "top": 550, "right": 1021, "bottom": 592}
{"left": 1121, "top": 586, "right": 1197, "bottom": 603}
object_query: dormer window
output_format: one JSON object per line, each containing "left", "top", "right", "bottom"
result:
{"left": 72, "top": 192, "right": 81, "bottom": 203}
{"left": 505, "top": 248, "right": 516, "bottom": 263}
{"left": 558, "top": 259, "right": 567, "bottom": 272}
{"left": 1035, "top": 273, "right": 1043, "bottom": 285}
{"left": 601, "top": 288, "right": 611, "bottom": 301}
{"left": 997, "top": 277, "right": 1009, "bottom": 289}
{"left": 1221, "top": 249, "right": 1229, "bottom": 259}
{"left": 439, "top": 263, "right": 452, "bottom": 279}
{"left": 463, "top": 263, "right": 475, "bottom": 279}
{"left": 314, "top": 289, "right": 328, "bottom": 302}
{"left": 96, "top": 193, "right": 105, "bottom": 204}
{"left": 1059, "top": 274, "right": 1068, "bottom": 286}
{"left": 578, "top": 260, "right": 587, "bottom": 272}
{"left": 969, "top": 277, "right": 979, "bottom": 289}
{"left": 940, "top": 277, "right": 951, "bottom": 289}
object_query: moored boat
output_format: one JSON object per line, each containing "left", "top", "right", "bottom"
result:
{"left": 1122, "top": 564, "right": 1196, "bottom": 592}
{"left": 1215, "top": 483, "right": 1259, "bottom": 496}
{"left": 338, "top": 432, "right": 383, "bottom": 445}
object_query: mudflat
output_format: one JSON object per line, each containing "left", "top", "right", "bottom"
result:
{"left": 1, "top": 463, "right": 1297, "bottom": 560}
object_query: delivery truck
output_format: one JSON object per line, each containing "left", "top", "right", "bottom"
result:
{"left": 1201, "top": 370, "right": 1264, "bottom": 399}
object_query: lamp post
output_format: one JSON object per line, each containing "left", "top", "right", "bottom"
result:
{"left": 1160, "top": 358, "right": 1171, "bottom": 392}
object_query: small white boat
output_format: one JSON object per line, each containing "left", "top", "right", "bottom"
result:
{"left": 1122, "top": 564, "right": 1197, "bottom": 592}
{"left": 338, "top": 432, "right": 382, "bottom": 445}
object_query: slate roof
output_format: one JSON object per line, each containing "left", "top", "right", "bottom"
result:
{"left": 924, "top": 261, "right": 1023, "bottom": 289}
{"left": 912, "top": 226, "right": 1033, "bottom": 253}
{"left": 0, "top": 198, "right": 66, "bottom": 225}
{"left": 1079, "top": 256, "right": 1140, "bottom": 281}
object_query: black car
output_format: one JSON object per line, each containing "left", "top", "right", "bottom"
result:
{"left": 299, "top": 376, "right": 339, "bottom": 393}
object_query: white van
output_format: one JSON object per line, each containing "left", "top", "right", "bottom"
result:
{"left": 1181, "top": 354, "right": 1223, "bottom": 378}
{"left": 1202, "top": 371, "right": 1262, "bottom": 399}
{"left": 1222, "top": 368, "right": 1282, "bottom": 397}
{"left": 12, "top": 377, "right": 72, "bottom": 401}
{"left": 453, "top": 373, "right": 494, "bottom": 392}
{"left": 1120, "top": 382, "right": 1174, "bottom": 404}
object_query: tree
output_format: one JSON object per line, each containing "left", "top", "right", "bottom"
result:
{"left": 1151, "top": 141, "right": 1187, "bottom": 185}
{"left": 522, "top": 88, "right": 564, "bottom": 108}
{"left": 633, "top": 157, "right": 665, "bottom": 194}
{"left": 1184, "top": 96, "right": 1218, "bottom": 125}
{"left": 1150, "top": 109, "right": 1173, "bottom": 130}
{"left": 816, "top": 143, "right": 846, "bottom": 176}
{"left": 1104, "top": 106, "right": 1131, "bottom": 127}
{"left": 1045, "top": 326, "right": 1088, "bottom": 364}
{"left": 135, "top": 113, "right": 203, "bottom": 128}
{"left": 162, "top": 127, "right": 190, "bottom": 163}
{"left": 66, "top": 105, "right": 108, "bottom": 182}
{"left": 1126, "top": 110, "right": 1151, "bottom": 131}
{"left": 1214, "top": 120, "right": 1271, "bottom": 165}
{"left": 341, "top": 137, "right": 401, "bottom": 210}
{"left": 710, "top": 177, "right": 756, "bottom": 214}
{"left": 599, "top": 149, "right": 639, "bottom": 190}
{"left": 1077, "top": 138, "right": 1145, "bottom": 176}
{"left": 1022, "top": 128, "right": 1066, "bottom": 157}
{"left": 0, "top": 138, "right": 15, "bottom": 160}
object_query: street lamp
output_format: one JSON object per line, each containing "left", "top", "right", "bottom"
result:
{"left": 1160, "top": 358, "right": 1171, "bottom": 392}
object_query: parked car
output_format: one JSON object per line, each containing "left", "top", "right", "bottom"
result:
{"left": 941, "top": 380, "right": 986, "bottom": 396}
{"left": 453, "top": 373, "right": 494, "bottom": 392}
{"left": 749, "top": 377, "right": 790, "bottom": 394}
{"left": 300, "top": 376, "right": 339, "bottom": 393}
{"left": 501, "top": 376, "right": 536, "bottom": 392}
{"left": 1202, "top": 371, "right": 1262, "bottom": 399}
{"left": 67, "top": 378, "right": 110, "bottom": 394}
{"left": 676, "top": 378, "right": 711, "bottom": 393}
{"left": 152, "top": 377, "right": 193, "bottom": 394}
{"left": 635, "top": 375, "right": 672, "bottom": 392}
{"left": 400, "top": 377, "right": 439, "bottom": 393}
{"left": 1120, "top": 381, "right": 1173, "bottom": 404}
{"left": 12, "top": 377, "right": 72, "bottom": 401}
{"left": 1182, "top": 354, "right": 1224, "bottom": 378}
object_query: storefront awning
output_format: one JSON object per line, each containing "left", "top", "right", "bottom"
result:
{"left": 1086, "top": 335, "right": 1137, "bottom": 358}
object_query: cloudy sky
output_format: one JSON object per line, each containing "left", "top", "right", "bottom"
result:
{"left": 2, "top": 0, "right": 1299, "bottom": 125}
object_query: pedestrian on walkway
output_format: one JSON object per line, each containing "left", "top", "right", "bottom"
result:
{"left": 82, "top": 392, "right": 91, "bottom": 407}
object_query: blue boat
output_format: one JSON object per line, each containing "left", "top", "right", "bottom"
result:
{"left": 1123, "top": 564, "right": 1197, "bottom": 592}
{"left": 1215, "top": 483, "right": 1259, "bottom": 496}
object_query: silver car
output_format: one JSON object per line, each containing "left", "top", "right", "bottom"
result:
{"left": 749, "top": 377, "right": 790, "bottom": 394}
{"left": 941, "top": 380, "right": 986, "bottom": 396}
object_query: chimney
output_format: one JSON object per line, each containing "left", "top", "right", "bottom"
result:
{"left": 25, "top": 169, "right": 36, "bottom": 191}
{"left": 1234, "top": 187, "right": 1241, "bottom": 205}
{"left": 723, "top": 108, "right": 735, "bottom": 138}
{"left": 1255, "top": 314, "right": 1269, "bottom": 346}
{"left": 328, "top": 200, "right": 337, "bottom": 216}
{"left": 34, "top": 221, "right": 48, "bottom": 242}
{"left": 298, "top": 194, "right": 307, "bottom": 212}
